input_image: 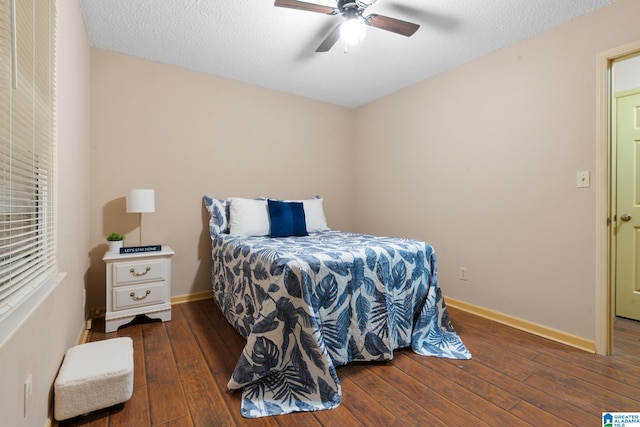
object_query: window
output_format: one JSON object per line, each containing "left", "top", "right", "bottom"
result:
{"left": 0, "top": 0, "right": 57, "bottom": 325}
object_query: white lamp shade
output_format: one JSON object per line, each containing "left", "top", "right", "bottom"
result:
{"left": 126, "top": 189, "right": 155, "bottom": 213}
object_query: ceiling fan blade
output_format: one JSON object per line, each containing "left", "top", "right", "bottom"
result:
{"left": 316, "top": 25, "right": 341, "bottom": 52}
{"left": 274, "top": 0, "right": 337, "bottom": 15}
{"left": 366, "top": 14, "right": 420, "bottom": 37}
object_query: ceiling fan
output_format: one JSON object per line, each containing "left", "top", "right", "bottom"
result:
{"left": 274, "top": 0, "right": 420, "bottom": 52}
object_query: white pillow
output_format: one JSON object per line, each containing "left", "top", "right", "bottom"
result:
{"left": 300, "top": 198, "right": 329, "bottom": 233}
{"left": 228, "top": 198, "right": 270, "bottom": 237}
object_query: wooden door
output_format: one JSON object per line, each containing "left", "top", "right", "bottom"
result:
{"left": 616, "top": 89, "right": 640, "bottom": 321}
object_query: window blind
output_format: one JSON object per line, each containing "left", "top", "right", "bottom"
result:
{"left": 0, "top": 0, "right": 57, "bottom": 320}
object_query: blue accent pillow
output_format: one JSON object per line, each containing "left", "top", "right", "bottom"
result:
{"left": 267, "top": 200, "right": 308, "bottom": 238}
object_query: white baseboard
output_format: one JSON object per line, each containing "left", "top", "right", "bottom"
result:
{"left": 445, "top": 297, "right": 596, "bottom": 353}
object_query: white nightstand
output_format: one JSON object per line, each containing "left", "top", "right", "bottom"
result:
{"left": 102, "top": 246, "right": 175, "bottom": 333}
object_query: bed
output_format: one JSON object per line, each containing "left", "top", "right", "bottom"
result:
{"left": 204, "top": 196, "right": 471, "bottom": 418}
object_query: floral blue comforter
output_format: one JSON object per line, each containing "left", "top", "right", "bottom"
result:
{"left": 210, "top": 231, "right": 471, "bottom": 418}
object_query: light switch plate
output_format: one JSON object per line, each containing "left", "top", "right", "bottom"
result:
{"left": 577, "top": 171, "right": 590, "bottom": 188}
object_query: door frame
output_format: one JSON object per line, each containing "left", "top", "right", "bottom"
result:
{"left": 596, "top": 40, "right": 640, "bottom": 355}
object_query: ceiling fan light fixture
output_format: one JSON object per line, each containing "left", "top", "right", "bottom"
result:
{"left": 340, "top": 17, "right": 366, "bottom": 45}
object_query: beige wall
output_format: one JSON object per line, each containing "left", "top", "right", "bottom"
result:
{"left": 87, "top": 50, "right": 355, "bottom": 312}
{"left": 353, "top": 0, "right": 640, "bottom": 341}
{"left": 0, "top": 0, "right": 92, "bottom": 426}
{"left": 87, "top": 0, "right": 640, "bottom": 344}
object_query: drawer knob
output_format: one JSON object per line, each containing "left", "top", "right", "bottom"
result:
{"left": 129, "top": 266, "right": 151, "bottom": 277}
{"left": 130, "top": 290, "right": 151, "bottom": 301}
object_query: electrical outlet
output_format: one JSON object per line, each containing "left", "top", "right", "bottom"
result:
{"left": 23, "top": 374, "right": 32, "bottom": 417}
{"left": 459, "top": 267, "right": 468, "bottom": 281}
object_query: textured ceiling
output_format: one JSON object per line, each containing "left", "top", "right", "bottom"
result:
{"left": 79, "top": 0, "right": 618, "bottom": 108}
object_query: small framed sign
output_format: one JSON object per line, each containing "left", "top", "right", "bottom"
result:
{"left": 120, "top": 245, "right": 162, "bottom": 254}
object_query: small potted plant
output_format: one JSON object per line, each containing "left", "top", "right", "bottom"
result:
{"left": 106, "top": 232, "right": 125, "bottom": 253}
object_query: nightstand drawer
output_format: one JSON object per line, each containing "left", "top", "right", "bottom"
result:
{"left": 113, "top": 282, "right": 165, "bottom": 311}
{"left": 113, "top": 259, "right": 166, "bottom": 286}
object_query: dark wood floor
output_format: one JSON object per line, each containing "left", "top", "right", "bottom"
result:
{"left": 58, "top": 299, "right": 640, "bottom": 426}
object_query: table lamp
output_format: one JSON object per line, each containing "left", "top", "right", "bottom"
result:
{"left": 126, "top": 189, "right": 155, "bottom": 246}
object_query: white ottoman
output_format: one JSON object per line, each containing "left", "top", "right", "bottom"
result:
{"left": 54, "top": 337, "right": 134, "bottom": 421}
